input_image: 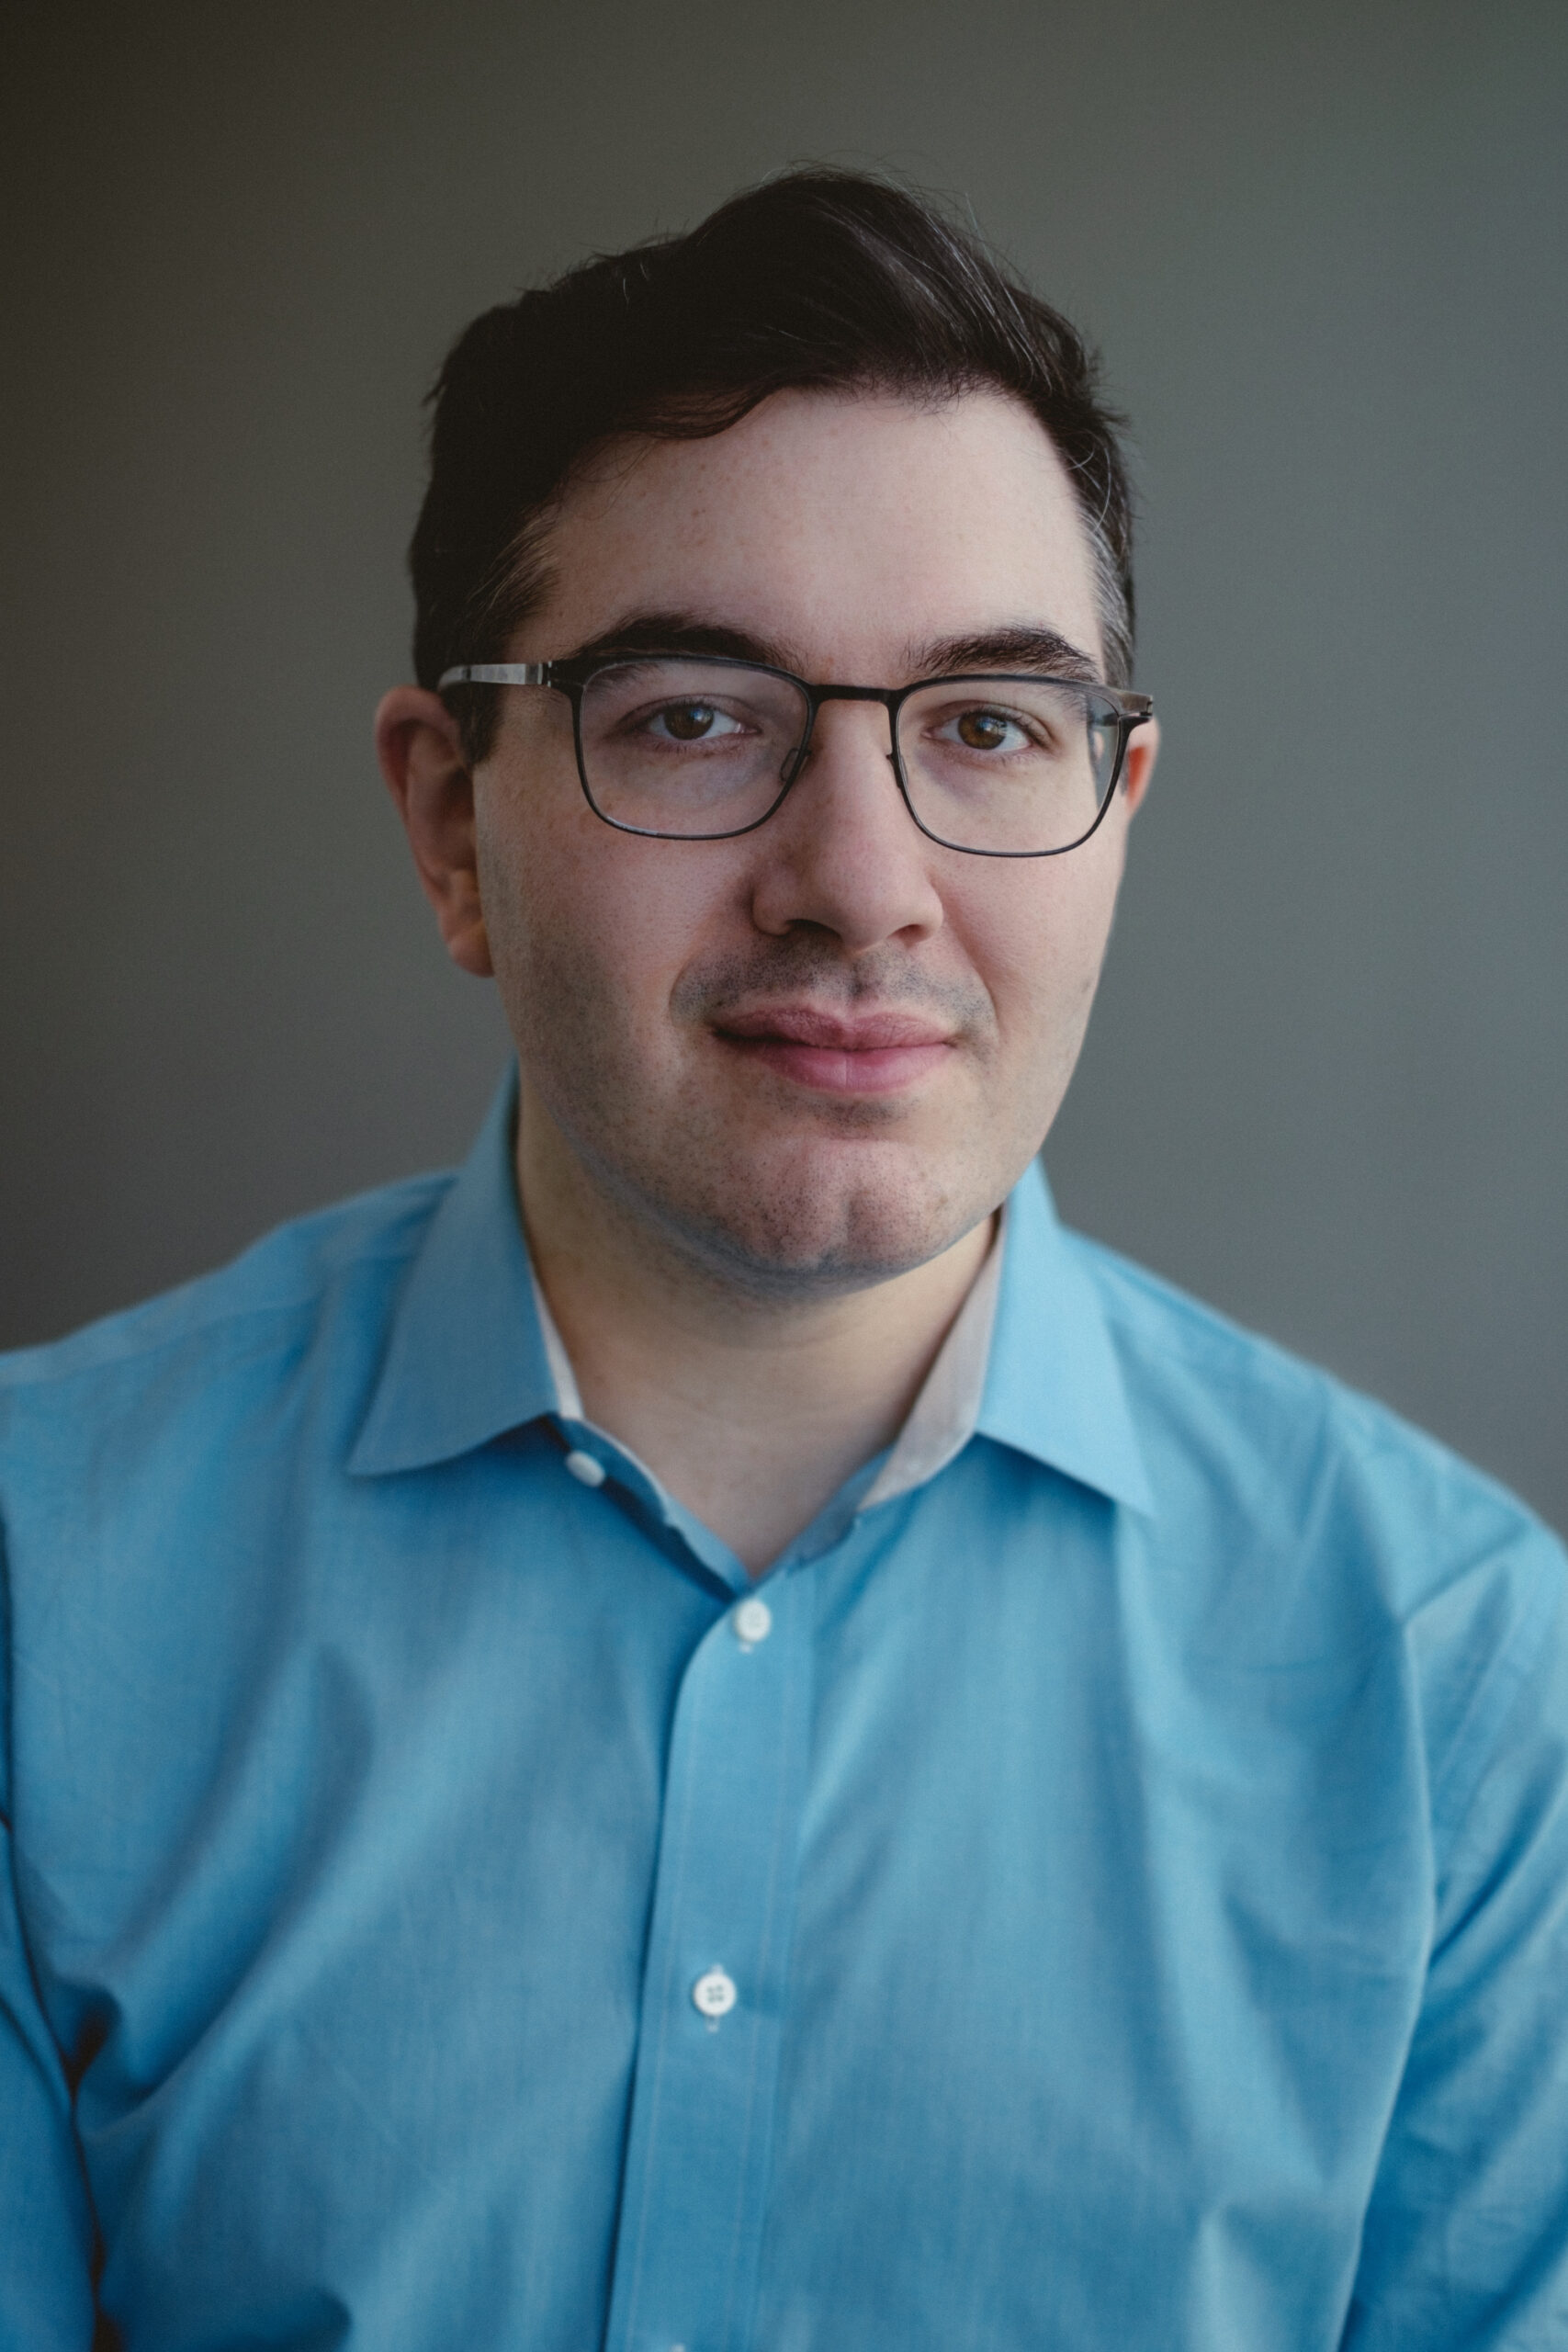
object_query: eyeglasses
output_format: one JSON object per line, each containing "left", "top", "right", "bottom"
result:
{"left": 438, "top": 652, "right": 1154, "bottom": 858}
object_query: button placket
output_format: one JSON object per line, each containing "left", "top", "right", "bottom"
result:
{"left": 604, "top": 1572, "right": 810, "bottom": 2352}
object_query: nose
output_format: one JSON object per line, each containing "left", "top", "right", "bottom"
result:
{"left": 747, "top": 701, "right": 946, "bottom": 954}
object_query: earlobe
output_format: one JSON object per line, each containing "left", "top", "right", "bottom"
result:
{"left": 374, "top": 687, "right": 494, "bottom": 978}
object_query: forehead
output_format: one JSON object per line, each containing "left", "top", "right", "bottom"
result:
{"left": 521, "top": 388, "right": 1106, "bottom": 680}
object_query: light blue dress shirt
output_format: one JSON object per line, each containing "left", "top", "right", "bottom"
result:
{"left": 3, "top": 1071, "right": 1565, "bottom": 2351}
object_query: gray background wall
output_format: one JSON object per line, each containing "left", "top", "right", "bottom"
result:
{"left": 4, "top": 0, "right": 1564, "bottom": 1530}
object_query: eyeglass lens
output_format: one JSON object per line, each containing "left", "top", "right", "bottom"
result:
{"left": 576, "top": 660, "right": 1123, "bottom": 853}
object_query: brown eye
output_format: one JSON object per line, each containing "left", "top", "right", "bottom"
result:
{"left": 956, "top": 709, "right": 1011, "bottom": 751}
{"left": 660, "top": 702, "right": 717, "bottom": 741}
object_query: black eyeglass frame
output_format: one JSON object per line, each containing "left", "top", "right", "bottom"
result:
{"left": 438, "top": 651, "right": 1155, "bottom": 858}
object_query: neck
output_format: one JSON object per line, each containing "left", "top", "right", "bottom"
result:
{"left": 515, "top": 1081, "right": 996, "bottom": 1576}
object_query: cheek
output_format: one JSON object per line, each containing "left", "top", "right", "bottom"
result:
{"left": 475, "top": 784, "right": 738, "bottom": 1060}
{"left": 954, "top": 842, "right": 1125, "bottom": 1045}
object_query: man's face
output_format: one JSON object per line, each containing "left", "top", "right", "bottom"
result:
{"left": 467, "top": 389, "right": 1154, "bottom": 1295}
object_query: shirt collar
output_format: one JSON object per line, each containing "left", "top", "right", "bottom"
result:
{"left": 976, "top": 1157, "right": 1154, "bottom": 1515}
{"left": 350, "top": 1065, "right": 1153, "bottom": 1516}
{"left": 349, "top": 1068, "right": 556, "bottom": 1476}
{"left": 858, "top": 1214, "right": 1005, "bottom": 1511}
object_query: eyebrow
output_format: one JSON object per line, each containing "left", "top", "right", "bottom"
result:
{"left": 561, "top": 614, "right": 807, "bottom": 671}
{"left": 904, "top": 625, "right": 1101, "bottom": 683}
{"left": 559, "top": 612, "right": 1102, "bottom": 684}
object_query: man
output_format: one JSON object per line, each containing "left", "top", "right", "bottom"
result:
{"left": 2, "top": 172, "right": 1564, "bottom": 2349}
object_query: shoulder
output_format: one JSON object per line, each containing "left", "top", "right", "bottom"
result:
{"left": 1066, "top": 1225, "right": 1563, "bottom": 1631}
{"left": 0, "top": 1170, "right": 453, "bottom": 1459}
{"left": 1059, "top": 1232, "right": 1566, "bottom": 1826}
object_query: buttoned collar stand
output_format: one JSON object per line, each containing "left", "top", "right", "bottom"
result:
{"left": 349, "top": 1066, "right": 1154, "bottom": 1546}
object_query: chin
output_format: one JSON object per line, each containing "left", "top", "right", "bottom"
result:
{"left": 653, "top": 1136, "right": 996, "bottom": 1300}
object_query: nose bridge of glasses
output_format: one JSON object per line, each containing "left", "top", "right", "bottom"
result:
{"left": 785, "top": 682, "right": 901, "bottom": 785}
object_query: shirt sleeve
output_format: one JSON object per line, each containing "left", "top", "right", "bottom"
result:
{"left": 0, "top": 1524, "right": 99, "bottom": 2348}
{"left": 1342, "top": 1522, "right": 1568, "bottom": 2350}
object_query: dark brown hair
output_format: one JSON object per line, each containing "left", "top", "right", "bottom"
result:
{"left": 411, "top": 169, "right": 1136, "bottom": 762}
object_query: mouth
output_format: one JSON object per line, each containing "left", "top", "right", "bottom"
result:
{"left": 711, "top": 1004, "right": 958, "bottom": 1096}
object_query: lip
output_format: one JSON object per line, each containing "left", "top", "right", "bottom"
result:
{"left": 712, "top": 1003, "right": 957, "bottom": 1095}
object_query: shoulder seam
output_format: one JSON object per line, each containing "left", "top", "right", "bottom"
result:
{"left": 1066, "top": 1229, "right": 1336, "bottom": 1392}
{"left": 0, "top": 1174, "right": 452, "bottom": 1395}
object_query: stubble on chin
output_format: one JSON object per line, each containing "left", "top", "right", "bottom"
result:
{"left": 506, "top": 928, "right": 1031, "bottom": 1300}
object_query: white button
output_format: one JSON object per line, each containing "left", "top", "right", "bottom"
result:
{"left": 563, "top": 1449, "right": 605, "bottom": 1487}
{"left": 732, "top": 1596, "right": 773, "bottom": 1647}
{"left": 691, "top": 1966, "right": 737, "bottom": 2019}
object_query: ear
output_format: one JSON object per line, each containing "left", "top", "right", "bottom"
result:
{"left": 1121, "top": 716, "right": 1160, "bottom": 817}
{"left": 375, "top": 687, "right": 493, "bottom": 978}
